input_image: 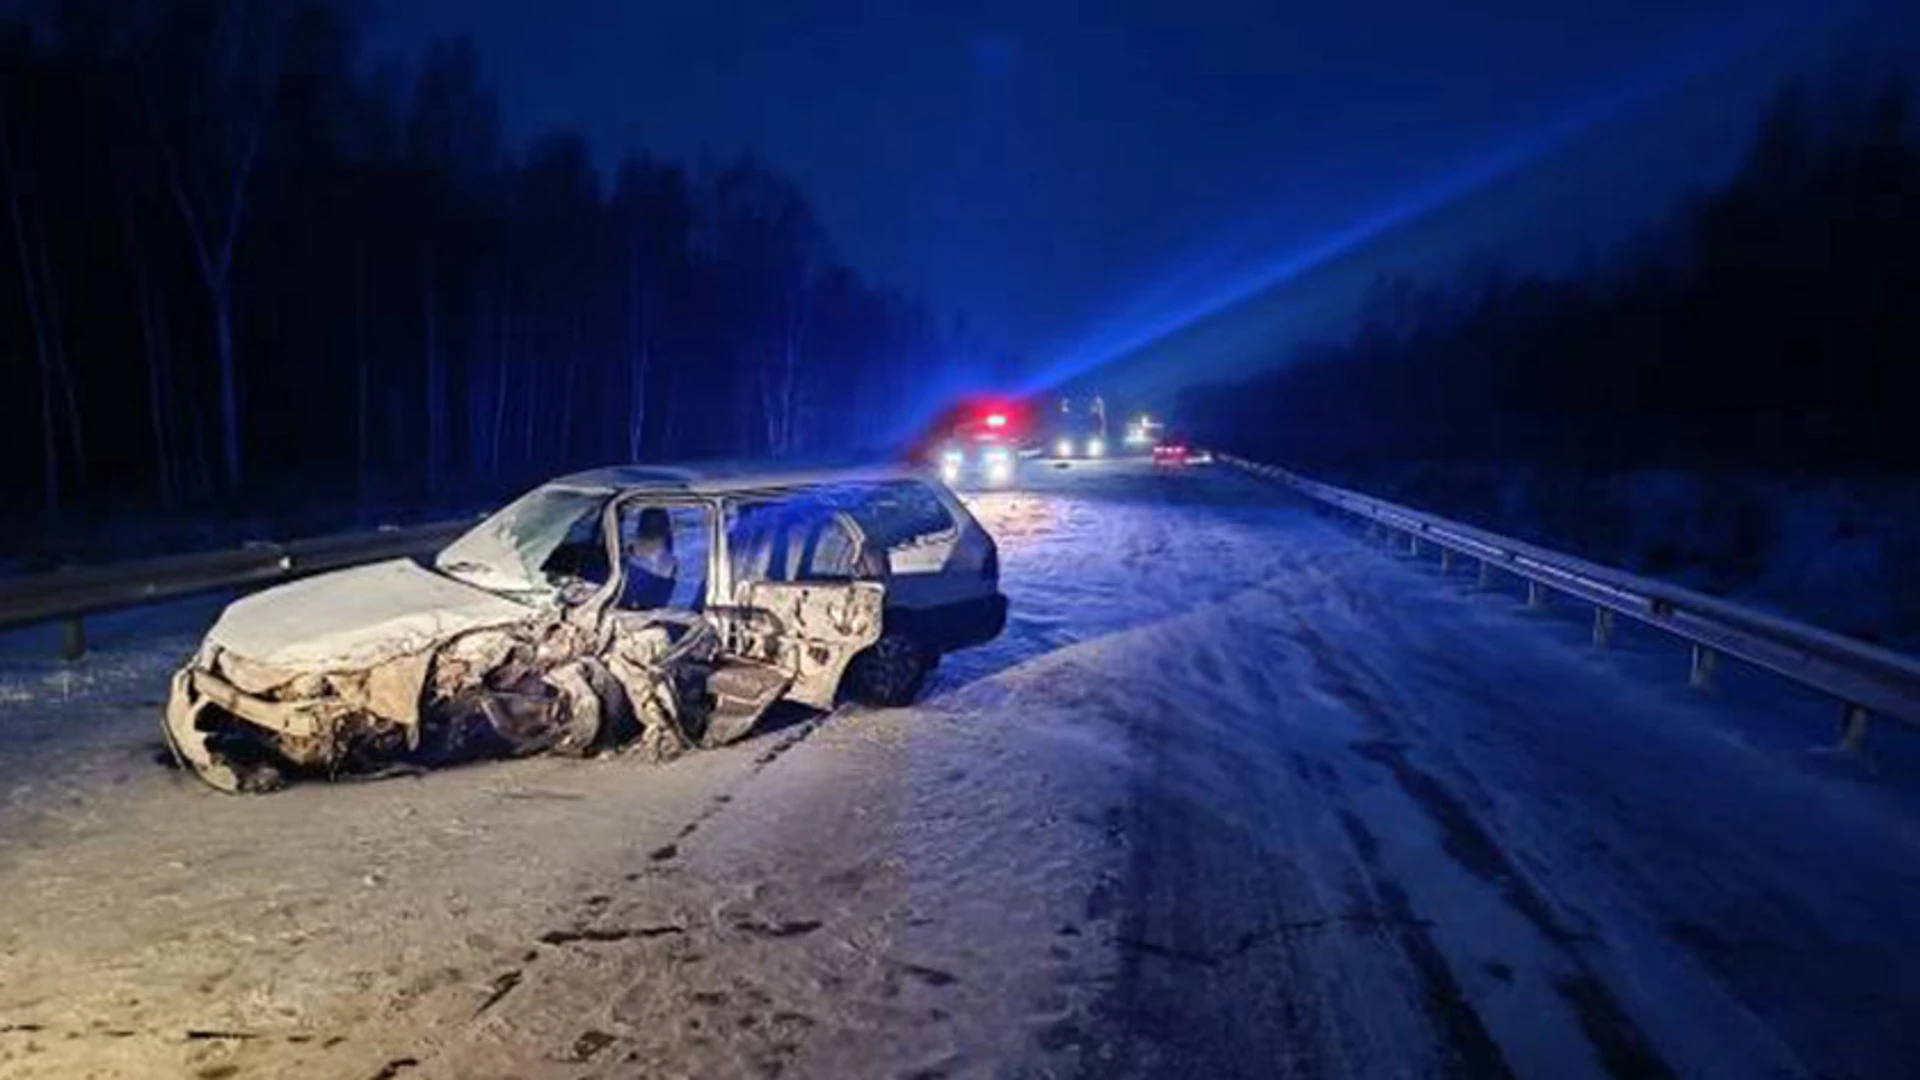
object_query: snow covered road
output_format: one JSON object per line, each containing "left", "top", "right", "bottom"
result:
{"left": 3, "top": 460, "right": 1919, "bottom": 1079}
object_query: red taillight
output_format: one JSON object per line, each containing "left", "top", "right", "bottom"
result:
{"left": 985, "top": 413, "right": 1007, "bottom": 429}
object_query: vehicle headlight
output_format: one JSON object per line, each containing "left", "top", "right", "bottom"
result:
{"left": 1088, "top": 437, "right": 1106, "bottom": 457}
{"left": 983, "top": 447, "right": 1013, "bottom": 483}
{"left": 1055, "top": 437, "right": 1074, "bottom": 457}
{"left": 941, "top": 448, "right": 966, "bottom": 464}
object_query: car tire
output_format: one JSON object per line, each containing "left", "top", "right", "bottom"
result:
{"left": 845, "top": 633, "right": 931, "bottom": 707}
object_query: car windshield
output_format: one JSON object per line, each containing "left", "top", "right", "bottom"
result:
{"left": 434, "top": 484, "right": 613, "bottom": 598}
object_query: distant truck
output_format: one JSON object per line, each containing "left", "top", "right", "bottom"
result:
{"left": 1050, "top": 394, "right": 1110, "bottom": 459}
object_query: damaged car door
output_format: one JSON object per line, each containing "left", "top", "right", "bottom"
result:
{"left": 592, "top": 491, "right": 881, "bottom": 747}
{"left": 715, "top": 495, "right": 885, "bottom": 714}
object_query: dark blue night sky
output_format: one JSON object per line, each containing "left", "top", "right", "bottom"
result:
{"left": 370, "top": 0, "right": 1918, "bottom": 393}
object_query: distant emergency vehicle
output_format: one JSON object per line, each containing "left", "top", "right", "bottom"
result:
{"left": 913, "top": 398, "right": 1033, "bottom": 487}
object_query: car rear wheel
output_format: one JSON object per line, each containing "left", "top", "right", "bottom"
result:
{"left": 845, "top": 633, "right": 932, "bottom": 707}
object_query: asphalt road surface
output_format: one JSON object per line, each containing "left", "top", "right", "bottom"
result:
{"left": 3, "top": 459, "right": 1918, "bottom": 1079}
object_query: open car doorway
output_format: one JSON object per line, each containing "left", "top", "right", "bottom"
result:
{"left": 610, "top": 501, "right": 713, "bottom": 612}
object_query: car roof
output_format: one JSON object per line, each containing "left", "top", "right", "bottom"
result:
{"left": 551, "top": 458, "right": 932, "bottom": 495}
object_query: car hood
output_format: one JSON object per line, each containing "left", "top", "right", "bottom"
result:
{"left": 206, "top": 558, "right": 540, "bottom": 671}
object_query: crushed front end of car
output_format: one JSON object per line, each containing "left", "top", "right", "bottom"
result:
{"left": 164, "top": 638, "right": 439, "bottom": 793}
{"left": 157, "top": 555, "right": 747, "bottom": 793}
{"left": 163, "top": 611, "right": 752, "bottom": 794}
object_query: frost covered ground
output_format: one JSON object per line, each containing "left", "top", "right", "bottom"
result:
{"left": 3, "top": 460, "right": 1919, "bottom": 1078}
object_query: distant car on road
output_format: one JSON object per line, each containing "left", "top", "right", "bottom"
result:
{"left": 1152, "top": 435, "right": 1211, "bottom": 467}
{"left": 164, "top": 463, "right": 1007, "bottom": 793}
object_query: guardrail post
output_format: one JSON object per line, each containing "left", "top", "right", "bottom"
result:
{"left": 1525, "top": 581, "right": 1546, "bottom": 609}
{"left": 1407, "top": 534, "right": 1421, "bottom": 557}
{"left": 1690, "top": 645, "right": 1718, "bottom": 690}
{"left": 1592, "top": 608, "right": 1615, "bottom": 648}
{"left": 61, "top": 615, "right": 86, "bottom": 660}
{"left": 1478, "top": 558, "right": 1495, "bottom": 589}
{"left": 1440, "top": 548, "right": 1454, "bottom": 574}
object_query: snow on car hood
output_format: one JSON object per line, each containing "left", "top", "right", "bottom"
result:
{"left": 207, "top": 558, "right": 539, "bottom": 671}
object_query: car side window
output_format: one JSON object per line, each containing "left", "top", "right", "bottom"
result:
{"left": 796, "top": 513, "right": 863, "bottom": 580}
{"left": 728, "top": 497, "right": 872, "bottom": 583}
{"left": 846, "top": 481, "right": 955, "bottom": 548}
{"left": 728, "top": 501, "right": 792, "bottom": 583}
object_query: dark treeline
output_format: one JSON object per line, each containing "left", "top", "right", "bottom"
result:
{"left": 1, "top": 0, "right": 994, "bottom": 546}
{"left": 1184, "top": 78, "right": 1920, "bottom": 475}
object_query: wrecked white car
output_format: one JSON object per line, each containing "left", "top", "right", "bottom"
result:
{"left": 163, "top": 464, "right": 1008, "bottom": 793}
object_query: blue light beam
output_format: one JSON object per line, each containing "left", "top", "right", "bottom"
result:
{"left": 1023, "top": 4, "right": 1800, "bottom": 396}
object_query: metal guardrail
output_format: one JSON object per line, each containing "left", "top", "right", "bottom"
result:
{"left": 1224, "top": 454, "right": 1920, "bottom": 754}
{"left": 0, "top": 519, "right": 477, "bottom": 657}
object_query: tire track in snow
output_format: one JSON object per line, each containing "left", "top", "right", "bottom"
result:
{"left": 1075, "top": 477, "right": 1470, "bottom": 1078}
{"left": 1278, "top": 590, "right": 1676, "bottom": 1080}
{"left": 1305, "top": 537, "right": 1904, "bottom": 1078}
{"left": 1071, "top": 465, "right": 1690, "bottom": 1079}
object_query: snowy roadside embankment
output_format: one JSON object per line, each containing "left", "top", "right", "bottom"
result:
{"left": 1319, "top": 461, "right": 1920, "bottom": 653}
